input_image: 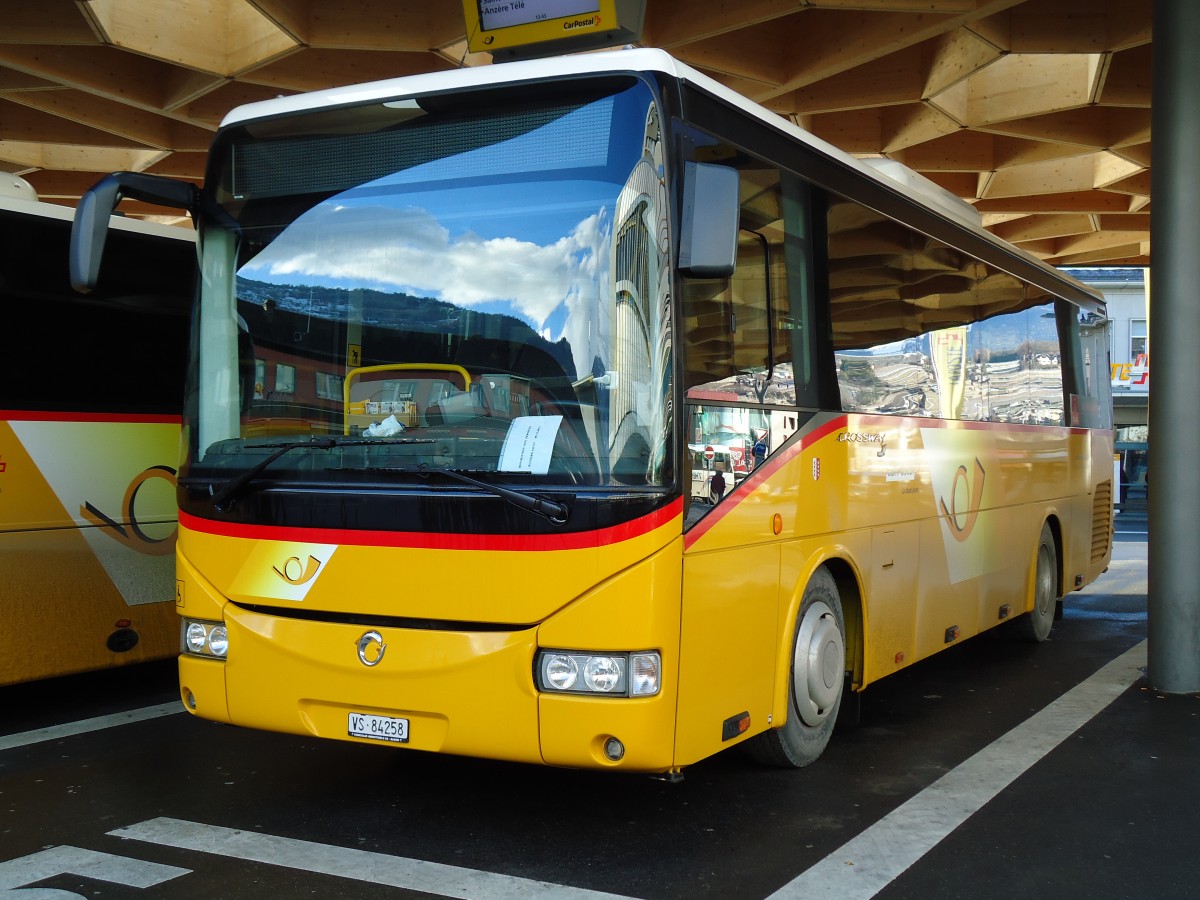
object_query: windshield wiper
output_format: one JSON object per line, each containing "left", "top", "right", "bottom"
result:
{"left": 351, "top": 464, "right": 565, "bottom": 525}
{"left": 210, "top": 437, "right": 338, "bottom": 511}
{"left": 208, "top": 436, "right": 432, "bottom": 510}
{"left": 432, "top": 467, "right": 570, "bottom": 525}
{"left": 203, "top": 438, "right": 568, "bottom": 524}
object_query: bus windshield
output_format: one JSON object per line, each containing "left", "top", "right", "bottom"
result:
{"left": 184, "top": 77, "right": 672, "bottom": 498}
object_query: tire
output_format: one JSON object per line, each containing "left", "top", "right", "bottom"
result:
{"left": 745, "top": 567, "right": 845, "bottom": 767}
{"left": 1016, "top": 522, "right": 1058, "bottom": 642}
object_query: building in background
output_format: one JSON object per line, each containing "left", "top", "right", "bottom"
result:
{"left": 1067, "top": 267, "right": 1148, "bottom": 512}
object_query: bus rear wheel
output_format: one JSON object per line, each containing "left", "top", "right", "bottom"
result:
{"left": 745, "top": 567, "right": 845, "bottom": 768}
{"left": 1015, "top": 522, "right": 1058, "bottom": 642}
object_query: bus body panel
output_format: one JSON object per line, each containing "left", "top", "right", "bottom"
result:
{"left": 176, "top": 503, "right": 681, "bottom": 625}
{"left": 176, "top": 513, "right": 687, "bottom": 771}
{"left": 0, "top": 417, "right": 180, "bottom": 685}
{"left": 683, "top": 413, "right": 1113, "bottom": 745}
{"left": 863, "top": 521, "right": 920, "bottom": 683}
{"left": 537, "top": 537, "right": 683, "bottom": 770}
{"left": 177, "top": 536, "right": 544, "bottom": 762}
{"left": 226, "top": 606, "right": 543, "bottom": 762}
{"left": 675, "top": 541, "right": 781, "bottom": 765}
{"left": 534, "top": 534, "right": 684, "bottom": 660}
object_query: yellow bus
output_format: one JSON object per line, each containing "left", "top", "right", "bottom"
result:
{"left": 72, "top": 49, "right": 1113, "bottom": 774}
{"left": 1, "top": 177, "right": 194, "bottom": 686}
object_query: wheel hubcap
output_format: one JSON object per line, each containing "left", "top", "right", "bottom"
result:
{"left": 793, "top": 600, "right": 844, "bottom": 727}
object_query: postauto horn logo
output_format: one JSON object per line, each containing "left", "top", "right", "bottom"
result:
{"left": 81, "top": 465, "right": 178, "bottom": 556}
{"left": 274, "top": 555, "right": 322, "bottom": 586}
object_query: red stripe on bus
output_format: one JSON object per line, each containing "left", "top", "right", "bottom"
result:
{"left": 179, "top": 497, "right": 684, "bottom": 551}
{"left": 0, "top": 410, "right": 181, "bottom": 424}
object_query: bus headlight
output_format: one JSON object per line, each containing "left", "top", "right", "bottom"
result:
{"left": 583, "top": 656, "right": 622, "bottom": 692}
{"left": 543, "top": 654, "right": 579, "bottom": 690}
{"left": 537, "top": 651, "right": 660, "bottom": 697}
{"left": 182, "top": 619, "right": 228, "bottom": 659}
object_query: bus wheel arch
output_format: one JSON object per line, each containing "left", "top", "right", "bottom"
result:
{"left": 745, "top": 562, "right": 859, "bottom": 767}
{"left": 822, "top": 557, "right": 864, "bottom": 688}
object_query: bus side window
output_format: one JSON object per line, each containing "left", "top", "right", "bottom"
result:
{"left": 828, "top": 194, "right": 1068, "bottom": 425}
{"left": 681, "top": 159, "right": 807, "bottom": 409}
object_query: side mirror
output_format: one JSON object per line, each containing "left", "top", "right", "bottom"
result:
{"left": 71, "top": 172, "right": 197, "bottom": 293}
{"left": 678, "top": 162, "right": 739, "bottom": 278}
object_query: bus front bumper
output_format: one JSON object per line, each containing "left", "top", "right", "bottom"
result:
{"left": 179, "top": 604, "right": 680, "bottom": 772}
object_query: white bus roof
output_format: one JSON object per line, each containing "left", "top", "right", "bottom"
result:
{"left": 220, "top": 50, "right": 977, "bottom": 222}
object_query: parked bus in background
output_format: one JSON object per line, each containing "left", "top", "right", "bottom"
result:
{"left": 1, "top": 175, "right": 194, "bottom": 686}
{"left": 71, "top": 49, "right": 1113, "bottom": 774}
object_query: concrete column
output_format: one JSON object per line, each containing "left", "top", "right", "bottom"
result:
{"left": 1148, "top": 0, "right": 1200, "bottom": 692}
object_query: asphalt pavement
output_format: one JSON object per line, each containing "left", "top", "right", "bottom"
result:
{"left": 2, "top": 510, "right": 1192, "bottom": 899}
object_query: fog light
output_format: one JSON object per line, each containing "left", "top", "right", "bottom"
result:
{"left": 183, "top": 689, "right": 197, "bottom": 710}
{"left": 604, "top": 737, "right": 625, "bottom": 761}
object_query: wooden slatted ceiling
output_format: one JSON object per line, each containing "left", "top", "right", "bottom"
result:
{"left": 0, "top": 0, "right": 1151, "bottom": 266}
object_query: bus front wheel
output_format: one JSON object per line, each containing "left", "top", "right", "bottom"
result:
{"left": 745, "top": 567, "right": 845, "bottom": 768}
{"left": 1016, "top": 522, "right": 1059, "bottom": 643}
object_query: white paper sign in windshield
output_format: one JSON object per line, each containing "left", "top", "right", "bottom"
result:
{"left": 499, "top": 415, "right": 563, "bottom": 474}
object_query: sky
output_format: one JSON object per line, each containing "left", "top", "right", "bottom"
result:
{"left": 239, "top": 192, "right": 613, "bottom": 335}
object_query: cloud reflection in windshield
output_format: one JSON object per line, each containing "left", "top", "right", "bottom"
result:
{"left": 239, "top": 197, "right": 612, "bottom": 336}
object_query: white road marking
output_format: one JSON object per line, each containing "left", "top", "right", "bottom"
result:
{"left": 0, "top": 702, "right": 181, "bottom": 752}
{"left": 3, "top": 639, "right": 1146, "bottom": 899}
{"left": 768, "top": 639, "right": 1148, "bottom": 900}
{"left": 0, "top": 845, "right": 189, "bottom": 891}
{"left": 112, "top": 817, "right": 636, "bottom": 899}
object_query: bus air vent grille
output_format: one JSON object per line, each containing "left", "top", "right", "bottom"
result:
{"left": 1091, "top": 479, "right": 1114, "bottom": 562}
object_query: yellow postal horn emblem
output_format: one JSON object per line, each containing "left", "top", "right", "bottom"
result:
{"left": 273, "top": 555, "right": 322, "bottom": 585}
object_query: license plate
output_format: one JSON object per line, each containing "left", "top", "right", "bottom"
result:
{"left": 348, "top": 712, "right": 409, "bottom": 743}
